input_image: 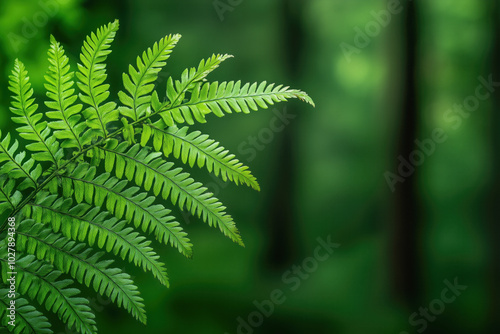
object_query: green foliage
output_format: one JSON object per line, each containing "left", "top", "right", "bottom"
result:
{"left": 77, "top": 20, "right": 119, "bottom": 139}
{"left": 0, "top": 20, "right": 313, "bottom": 333}
{"left": 144, "top": 122, "right": 260, "bottom": 190}
{"left": 0, "top": 287, "right": 52, "bottom": 334}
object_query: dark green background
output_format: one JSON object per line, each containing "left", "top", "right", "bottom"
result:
{"left": 0, "top": 0, "right": 497, "bottom": 333}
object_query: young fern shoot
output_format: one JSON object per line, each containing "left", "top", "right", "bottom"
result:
{"left": 0, "top": 20, "right": 314, "bottom": 334}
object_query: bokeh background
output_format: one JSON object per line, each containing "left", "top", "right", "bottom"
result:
{"left": 0, "top": 0, "right": 498, "bottom": 333}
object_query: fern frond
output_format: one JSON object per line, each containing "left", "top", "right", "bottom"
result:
{"left": 45, "top": 36, "right": 85, "bottom": 150}
{"left": 0, "top": 21, "right": 315, "bottom": 332}
{"left": 77, "top": 20, "right": 120, "bottom": 138}
{"left": 0, "top": 130, "right": 41, "bottom": 190}
{"left": 154, "top": 80, "right": 315, "bottom": 126}
{"left": 0, "top": 291, "right": 53, "bottom": 334}
{"left": 143, "top": 122, "right": 260, "bottom": 190}
{"left": 119, "top": 34, "right": 181, "bottom": 121}
{"left": 26, "top": 194, "right": 170, "bottom": 286}
{"left": 61, "top": 164, "right": 193, "bottom": 256}
{"left": 16, "top": 221, "right": 147, "bottom": 324}
{"left": 9, "top": 60, "right": 62, "bottom": 165}
{"left": 6, "top": 255, "right": 97, "bottom": 334}
{"left": 162, "top": 53, "right": 233, "bottom": 108}
{"left": 0, "top": 177, "right": 23, "bottom": 216}
{"left": 98, "top": 141, "right": 244, "bottom": 246}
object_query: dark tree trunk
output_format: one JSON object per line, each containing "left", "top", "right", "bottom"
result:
{"left": 391, "top": 0, "right": 421, "bottom": 308}
{"left": 265, "top": 0, "right": 304, "bottom": 269}
{"left": 488, "top": 1, "right": 500, "bottom": 331}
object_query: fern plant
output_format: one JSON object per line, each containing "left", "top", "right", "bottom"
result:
{"left": 0, "top": 20, "right": 314, "bottom": 333}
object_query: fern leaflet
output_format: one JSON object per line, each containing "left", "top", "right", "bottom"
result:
{"left": 45, "top": 36, "right": 85, "bottom": 150}
{"left": 119, "top": 34, "right": 181, "bottom": 121}
{"left": 143, "top": 121, "right": 260, "bottom": 190}
{"left": 77, "top": 20, "right": 119, "bottom": 138}
{"left": 16, "top": 221, "right": 147, "bottom": 324}
{"left": 0, "top": 290, "right": 52, "bottom": 334}
{"left": 97, "top": 141, "right": 244, "bottom": 245}
{"left": 2, "top": 255, "right": 97, "bottom": 334}
{"left": 26, "top": 194, "right": 170, "bottom": 286}
{"left": 9, "top": 60, "right": 62, "bottom": 165}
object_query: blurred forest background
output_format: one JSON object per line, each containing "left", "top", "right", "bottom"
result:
{"left": 0, "top": 0, "right": 498, "bottom": 333}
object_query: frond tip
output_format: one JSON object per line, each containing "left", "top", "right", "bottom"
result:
{"left": 77, "top": 19, "right": 119, "bottom": 138}
{"left": 119, "top": 34, "right": 181, "bottom": 121}
{"left": 142, "top": 122, "right": 260, "bottom": 191}
{"left": 154, "top": 80, "right": 315, "bottom": 126}
{"left": 97, "top": 141, "right": 245, "bottom": 246}
{"left": 62, "top": 163, "right": 194, "bottom": 256}
{"left": 45, "top": 36, "right": 85, "bottom": 150}
{"left": 9, "top": 59, "right": 62, "bottom": 165}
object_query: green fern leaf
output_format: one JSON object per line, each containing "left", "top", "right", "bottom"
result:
{"left": 26, "top": 194, "right": 170, "bottom": 286}
{"left": 9, "top": 60, "right": 62, "bottom": 165}
{"left": 143, "top": 122, "right": 260, "bottom": 190}
{"left": 98, "top": 141, "right": 244, "bottom": 246}
{"left": 0, "top": 130, "right": 41, "bottom": 190}
{"left": 156, "top": 80, "right": 314, "bottom": 126}
{"left": 162, "top": 53, "right": 233, "bottom": 109}
{"left": 119, "top": 34, "right": 181, "bottom": 121}
{"left": 0, "top": 177, "right": 23, "bottom": 216}
{"left": 45, "top": 36, "right": 85, "bottom": 150}
{"left": 62, "top": 163, "right": 193, "bottom": 256}
{"left": 77, "top": 20, "right": 119, "bottom": 138}
{"left": 0, "top": 291, "right": 53, "bottom": 334}
{"left": 16, "top": 221, "right": 147, "bottom": 324}
{"left": 1, "top": 255, "right": 97, "bottom": 334}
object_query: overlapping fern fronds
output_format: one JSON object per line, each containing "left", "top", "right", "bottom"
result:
{"left": 0, "top": 19, "right": 314, "bottom": 333}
